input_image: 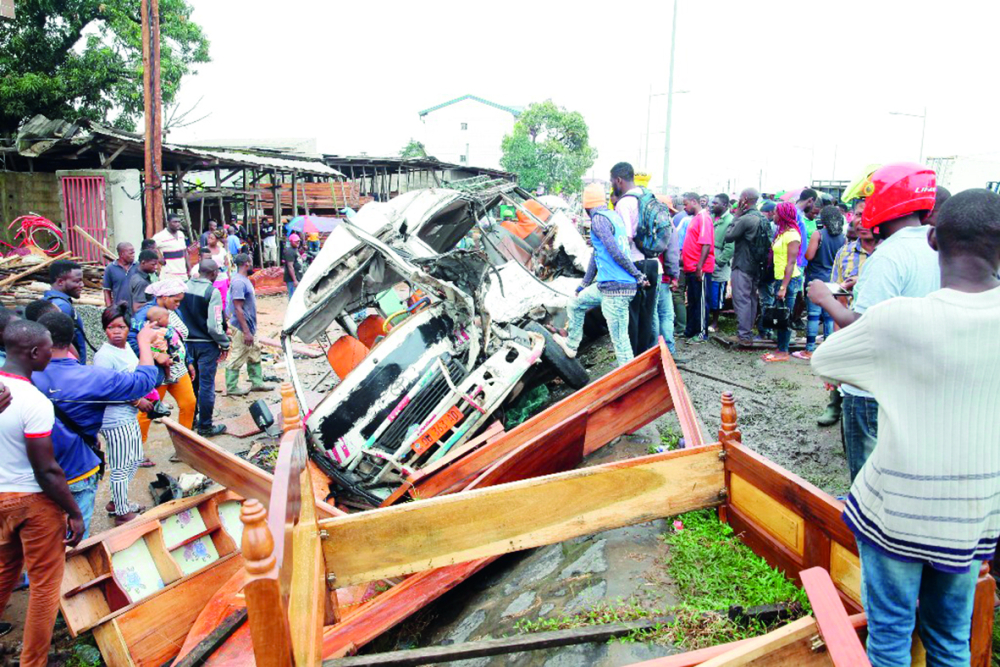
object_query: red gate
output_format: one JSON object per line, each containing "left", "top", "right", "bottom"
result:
{"left": 61, "top": 175, "right": 109, "bottom": 263}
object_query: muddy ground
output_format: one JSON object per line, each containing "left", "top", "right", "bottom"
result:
{"left": 0, "top": 299, "right": 849, "bottom": 666}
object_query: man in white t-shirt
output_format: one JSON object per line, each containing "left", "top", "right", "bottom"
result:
{"left": 0, "top": 320, "right": 83, "bottom": 667}
{"left": 152, "top": 214, "right": 191, "bottom": 281}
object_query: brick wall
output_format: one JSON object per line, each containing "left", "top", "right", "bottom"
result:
{"left": 0, "top": 172, "right": 63, "bottom": 247}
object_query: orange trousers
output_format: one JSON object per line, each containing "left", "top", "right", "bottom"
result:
{"left": 0, "top": 493, "right": 67, "bottom": 667}
{"left": 138, "top": 372, "right": 196, "bottom": 441}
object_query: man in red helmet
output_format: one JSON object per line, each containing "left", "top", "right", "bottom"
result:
{"left": 808, "top": 163, "right": 939, "bottom": 483}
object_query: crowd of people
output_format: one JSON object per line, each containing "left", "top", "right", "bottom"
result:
{"left": 559, "top": 159, "right": 1000, "bottom": 666}
{"left": 0, "top": 213, "right": 287, "bottom": 665}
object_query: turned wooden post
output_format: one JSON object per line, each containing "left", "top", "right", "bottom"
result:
{"left": 281, "top": 382, "right": 300, "bottom": 433}
{"left": 719, "top": 391, "right": 742, "bottom": 445}
{"left": 241, "top": 499, "right": 293, "bottom": 667}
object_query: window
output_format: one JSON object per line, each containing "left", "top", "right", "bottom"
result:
{"left": 460, "top": 122, "right": 468, "bottom": 130}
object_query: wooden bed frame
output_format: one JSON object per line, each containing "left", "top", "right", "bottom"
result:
{"left": 75, "top": 342, "right": 995, "bottom": 666}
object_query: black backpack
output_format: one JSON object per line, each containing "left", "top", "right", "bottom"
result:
{"left": 746, "top": 210, "right": 772, "bottom": 278}
{"left": 620, "top": 187, "right": 674, "bottom": 258}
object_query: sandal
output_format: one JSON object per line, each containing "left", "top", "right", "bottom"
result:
{"left": 107, "top": 502, "right": 146, "bottom": 516}
{"left": 762, "top": 352, "right": 790, "bottom": 363}
{"left": 791, "top": 351, "right": 813, "bottom": 360}
{"left": 138, "top": 457, "right": 155, "bottom": 468}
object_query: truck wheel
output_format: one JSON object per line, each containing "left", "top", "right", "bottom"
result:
{"left": 524, "top": 321, "right": 590, "bottom": 390}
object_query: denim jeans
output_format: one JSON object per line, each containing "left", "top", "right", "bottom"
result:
{"left": 806, "top": 299, "right": 834, "bottom": 351}
{"left": 68, "top": 474, "right": 98, "bottom": 540}
{"left": 772, "top": 275, "right": 803, "bottom": 352}
{"left": 568, "top": 284, "right": 633, "bottom": 367}
{"left": 842, "top": 393, "right": 878, "bottom": 481}
{"left": 653, "top": 282, "right": 676, "bottom": 354}
{"left": 187, "top": 342, "right": 221, "bottom": 429}
{"left": 858, "top": 540, "right": 979, "bottom": 667}
{"left": 286, "top": 281, "right": 296, "bottom": 299}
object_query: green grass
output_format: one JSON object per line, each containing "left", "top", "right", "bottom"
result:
{"left": 992, "top": 608, "right": 1000, "bottom": 666}
{"left": 662, "top": 509, "right": 810, "bottom": 611}
{"left": 515, "top": 510, "right": 810, "bottom": 651}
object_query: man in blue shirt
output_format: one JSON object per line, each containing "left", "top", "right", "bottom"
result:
{"left": 43, "top": 260, "right": 88, "bottom": 363}
{"left": 33, "top": 312, "right": 161, "bottom": 537}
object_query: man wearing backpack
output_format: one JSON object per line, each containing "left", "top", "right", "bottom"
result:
{"left": 726, "top": 188, "right": 768, "bottom": 346}
{"left": 554, "top": 184, "right": 648, "bottom": 367}
{"left": 610, "top": 162, "right": 664, "bottom": 355}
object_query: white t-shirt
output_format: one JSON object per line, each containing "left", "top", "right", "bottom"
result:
{"left": 153, "top": 228, "right": 190, "bottom": 281}
{"left": 0, "top": 371, "right": 56, "bottom": 493}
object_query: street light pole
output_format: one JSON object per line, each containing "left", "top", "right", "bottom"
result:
{"left": 889, "top": 107, "right": 928, "bottom": 163}
{"left": 662, "top": 0, "right": 678, "bottom": 194}
{"left": 644, "top": 84, "right": 652, "bottom": 171}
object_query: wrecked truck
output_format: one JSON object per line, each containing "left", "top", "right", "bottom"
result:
{"left": 280, "top": 188, "right": 593, "bottom": 506}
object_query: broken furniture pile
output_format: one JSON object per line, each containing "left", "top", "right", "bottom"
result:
{"left": 58, "top": 345, "right": 997, "bottom": 666}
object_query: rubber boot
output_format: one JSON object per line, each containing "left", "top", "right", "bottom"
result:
{"left": 817, "top": 389, "right": 842, "bottom": 427}
{"left": 226, "top": 368, "right": 249, "bottom": 396}
{"left": 248, "top": 363, "right": 276, "bottom": 392}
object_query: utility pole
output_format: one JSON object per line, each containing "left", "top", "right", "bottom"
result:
{"left": 889, "top": 106, "right": 927, "bottom": 164}
{"left": 141, "top": 0, "right": 164, "bottom": 239}
{"left": 661, "top": 0, "right": 679, "bottom": 194}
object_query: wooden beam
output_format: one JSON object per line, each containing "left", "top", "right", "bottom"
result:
{"left": 71, "top": 227, "right": 115, "bottom": 261}
{"left": 172, "top": 608, "right": 247, "bottom": 667}
{"left": 241, "top": 499, "right": 293, "bottom": 667}
{"left": 799, "top": 568, "right": 870, "bottom": 666}
{"left": 100, "top": 143, "right": 127, "bottom": 168}
{"left": 318, "top": 445, "right": 724, "bottom": 587}
{"left": 290, "top": 462, "right": 331, "bottom": 667}
{"left": 659, "top": 337, "right": 705, "bottom": 447}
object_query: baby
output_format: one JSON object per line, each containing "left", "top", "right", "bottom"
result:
{"left": 146, "top": 306, "right": 186, "bottom": 382}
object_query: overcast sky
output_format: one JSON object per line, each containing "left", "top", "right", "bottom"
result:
{"left": 169, "top": 0, "right": 1000, "bottom": 194}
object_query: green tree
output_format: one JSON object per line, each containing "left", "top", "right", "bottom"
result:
{"left": 399, "top": 138, "right": 427, "bottom": 158}
{"left": 0, "top": 0, "right": 210, "bottom": 137}
{"left": 500, "top": 100, "right": 596, "bottom": 195}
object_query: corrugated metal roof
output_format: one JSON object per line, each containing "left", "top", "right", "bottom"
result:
{"left": 418, "top": 95, "right": 523, "bottom": 118}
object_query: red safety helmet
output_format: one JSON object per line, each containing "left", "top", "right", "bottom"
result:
{"left": 860, "top": 162, "right": 936, "bottom": 229}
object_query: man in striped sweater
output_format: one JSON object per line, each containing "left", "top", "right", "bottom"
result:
{"left": 812, "top": 188, "right": 1000, "bottom": 666}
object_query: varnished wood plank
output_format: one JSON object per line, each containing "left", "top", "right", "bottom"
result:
{"left": 971, "top": 562, "right": 996, "bottom": 667}
{"left": 730, "top": 473, "right": 805, "bottom": 556}
{"left": 465, "top": 411, "right": 587, "bottom": 490}
{"left": 697, "top": 616, "right": 825, "bottom": 666}
{"left": 93, "top": 620, "right": 135, "bottom": 667}
{"left": 172, "top": 608, "right": 248, "bottom": 667}
{"left": 241, "top": 499, "right": 293, "bottom": 667}
{"left": 725, "top": 443, "right": 855, "bottom": 551}
{"left": 319, "top": 446, "right": 724, "bottom": 587}
{"left": 164, "top": 418, "right": 344, "bottom": 518}
{"left": 799, "top": 568, "right": 870, "bottom": 666}
{"left": 290, "top": 463, "right": 326, "bottom": 667}
{"left": 626, "top": 614, "right": 867, "bottom": 667}
{"left": 659, "top": 337, "right": 705, "bottom": 447}
{"left": 828, "top": 542, "right": 861, "bottom": 605}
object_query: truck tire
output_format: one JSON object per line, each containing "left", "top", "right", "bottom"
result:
{"left": 525, "top": 321, "right": 590, "bottom": 390}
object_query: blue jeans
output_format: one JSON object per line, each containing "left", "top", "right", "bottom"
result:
{"left": 286, "top": 281, "right": 296, "bottom": 299}
{"left": 187, "top": 342, "right": 221, "bottom": 429}
{"left": 568, "top": 284, "right": 633, "bottom": 367}
{"left": 68, "top": 474, "right": 98, "bottom": 540}
{"left": 653, "top": 282, "right": 676, "bottom": 354}
{"left": 842, "top": 393, "right": 878, "bottom": 481}
{"left": 773, "top": 275, "right": 803, "bottom": 352}
{"left": 806, "top": 299, "right": 834, "bottom": 351}
{"left": 858, "top": 540, "right": 979, "bottom": 667}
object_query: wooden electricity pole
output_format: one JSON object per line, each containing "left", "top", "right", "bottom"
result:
{"left": 141, "top": 0, "right": 164, "bottom": 239}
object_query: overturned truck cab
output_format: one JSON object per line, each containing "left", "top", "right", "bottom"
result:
{"left": 280, "top": 188, "right": 589, "bottom": 506}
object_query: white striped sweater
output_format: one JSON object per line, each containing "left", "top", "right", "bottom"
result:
{"left": 812, "top": 285, "right": 1000, "bottom": 573}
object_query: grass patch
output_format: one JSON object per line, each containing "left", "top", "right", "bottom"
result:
{"left": 647, "top": 423, "right": 683, "bottom": 454}
{"left": 663, "top": 509, "right": 810, "bottom": 611}
{"left": 992, "top": 608, "right": 1000, "bottom": 666}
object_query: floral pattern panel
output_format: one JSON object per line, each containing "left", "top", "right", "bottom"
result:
{"left": 218, "top": 501, "right": 244, "bottom": 546}
{"left": 161, "top": 507, "right": 208, "bottom": 548}
{"left": 170, "top": 535, "right": 220, "bottom": 575}
{"left": 111, "top": 539, "right": 165, "bottom": 603}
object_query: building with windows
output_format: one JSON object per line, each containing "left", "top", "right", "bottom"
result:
{"left": 418, "top": 95, "right": 522, "bottom": 170}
